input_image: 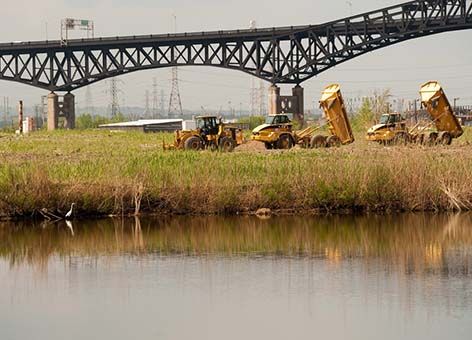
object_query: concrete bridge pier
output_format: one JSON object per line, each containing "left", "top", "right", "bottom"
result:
{"left": 47, "top": 92, "right": 75, "bottom": 131}
{"left": 268, "top": 85, "right": 305, "bottom": 125}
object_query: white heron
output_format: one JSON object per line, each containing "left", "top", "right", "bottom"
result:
{"left": 65, "top": 203, "right": 76, "bottom": 220}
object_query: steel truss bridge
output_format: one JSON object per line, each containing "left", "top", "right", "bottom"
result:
{"left": 0, "top": 0, "right": 471, "bottom": 92}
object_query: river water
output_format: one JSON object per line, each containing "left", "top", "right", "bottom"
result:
{"left": 0, "top": 214, "right": 471, "bottom": 340}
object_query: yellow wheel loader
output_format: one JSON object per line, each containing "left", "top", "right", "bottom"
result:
{"left": 366, "top": 81, "right": 463, "bottom": 146}
{"left": 251, "top": 84, "right": 355, "bottom": 149}
{"left": 164, "top": 116, "right": 245, "bottom": 152}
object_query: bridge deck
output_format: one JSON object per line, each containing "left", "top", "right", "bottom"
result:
{"left": 0, "top": 0, "right": 470, "bottom": 89}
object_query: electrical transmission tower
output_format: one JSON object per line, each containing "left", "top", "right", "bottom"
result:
{"left": 152, "top": 77, "right": 159, "bottom": 118}
{"left": 85, "top": 86, "right": 93, "bottom": 115}
{"left": 144, "top": 90, "right": 151, "bottom": 117}
{"left": 250, "top": 78, "right": 258, "bottom": 115}
{"left": 258, "top": 81, "right": 266, "bottom": 116}
{"left": 108, "top": 78, "right": 122, "bottom": 118}
{"left": 168, "top": 67, "right": 183, "bottom": 117}
{"left": 3, "top": 97, "right": 9, "bottom": 128}
{"left": 168, "top": 14, "right": 183, "bottom": 118}
{"left": 159, "top": 89, "right": 166, "bottom": 117}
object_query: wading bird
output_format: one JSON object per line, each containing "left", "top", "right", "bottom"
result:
{"left": 65, "top": 203, "right": 76, "bottom": 220}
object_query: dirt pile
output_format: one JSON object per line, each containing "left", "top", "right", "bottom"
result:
{"left": 235, "top": 140, "right": 267, "bottom": 152}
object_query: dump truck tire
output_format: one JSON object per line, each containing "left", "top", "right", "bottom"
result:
{"left": 327, "top": 135, "right": 342, "bottom": 148}
{"left": 264, "top": 142, "right": 274, "bottom": 150}
{"left": 393, "top": 132, "right": 409, "bottom": 146}
{"left": 428, "top": 132, "right": 439, "bottom": 146}
{"left": 416, "top": 133, "right": 426, "bottom": 145}
{"left": 219, "top": 137, "right": 236, "bottom": 152}
{"left": 276, "top": 135, "right": 293, "bottom": 149}
{"left": 184, "top": 136, "right": 202, "bottom": 151}
{"left": 310, "top": 135, "right": 327, "bottom": 148}
{"left": 438, "top": 131, "right": 452, "bottom": 146}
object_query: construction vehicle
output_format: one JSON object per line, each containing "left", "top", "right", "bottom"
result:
{"left": 312, "top": 84, "right": 355, "bottom": 148}
{"left": 419, "top": 81, "right": 463, "bottom": 144}
{"left": 251, "top": 84, "right": 355, "bottom": 149}
{"left": 366, "top": 81, "right": 463, "bottom": 145}
{"left": 164, "top": 115, "right": 244, "bottom": 152}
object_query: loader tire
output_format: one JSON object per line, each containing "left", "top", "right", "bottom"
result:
{"left": 310, "top": 135, "right": 327, "bottom": 149}
{"left": 184, "top": 136, "right": 202, "bottom": 151}
{"left": 326, "top": 135, "right": 342, "bottom": 148}
{"left": 219, "top": 137, "right": 236, "bottom": 152}
{"left": 438, "top": 131, "right": 452, "bottom": 146}
{"left": 264, "top": 142, "right": 274, "bottom": 150}
{"left": 276, "top": 135, "right": 293, "bottom": 150}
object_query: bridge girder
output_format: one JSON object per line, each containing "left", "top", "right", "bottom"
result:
{"left": 0, "top": 0, "right": 471, "bottom": 92}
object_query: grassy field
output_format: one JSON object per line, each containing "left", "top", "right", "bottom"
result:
{"left": 1, "top": 128, "right": 472, "bottom": 218}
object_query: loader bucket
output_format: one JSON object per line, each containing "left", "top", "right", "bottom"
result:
{"left": 319, "top": 84, "right": 355, "bottom": 145}
{"left": 420, "top": 81, "right": 463, "bottom": 138}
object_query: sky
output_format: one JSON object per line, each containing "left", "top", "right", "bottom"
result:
{"left": 0, "top": 0, "right": 471, "bottom": 114}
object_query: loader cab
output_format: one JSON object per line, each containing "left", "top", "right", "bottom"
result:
{"left": 196, "top": 116, "right": 220, "bottom": 136}
{"left": 379, "top": 113, "right": 405, "bottom": 128}
{"left": 265, "top": 114, "right": 292, "bottom": 126}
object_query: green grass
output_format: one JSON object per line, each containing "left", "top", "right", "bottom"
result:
{"left": 1, "top": 128, "right": 472, "bottom": 218}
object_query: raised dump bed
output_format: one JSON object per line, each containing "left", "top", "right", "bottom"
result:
{"left": 311, "top": 84, "right": 355, "bottom": 147}
{"left": 420, "top": 81, "right": 464, "bottom": 141}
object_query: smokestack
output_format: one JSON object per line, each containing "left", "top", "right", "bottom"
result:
{"left": 18, "top": 100, "right": 23, "bottom": 134}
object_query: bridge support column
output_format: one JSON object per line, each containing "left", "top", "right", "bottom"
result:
{"left": 292, "top": 85, "right": 304, "bottom": 124}
{"left": 63, "top": 93, "right": 75, "bottom": 130}
{"left": 46, "top": 92, "right": 76, "bottom": 131}
{"left": 268, "top": 85, "right": 281, "bottom": 115}
{"left": 267, "top": 84, "right": 305, "bottom": 125}
{"left": 47, "top": 92, "right": 59, "bottom": 131}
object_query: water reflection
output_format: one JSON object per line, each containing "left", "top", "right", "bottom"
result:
{"left": 1, "top": 214, "right": 472, "bottom": 340}
{"left": 1, "top": 213, "right": 472, "bottom": 274}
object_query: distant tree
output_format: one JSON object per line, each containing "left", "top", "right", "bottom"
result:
{"left": 237, "top": 116, "right": 265, "bottom": 129}
{"left": 76, "top": 113, "right": 127, "bottom": 129}
{"left": 352, "top": 98, "right": 374, "bottom": 130}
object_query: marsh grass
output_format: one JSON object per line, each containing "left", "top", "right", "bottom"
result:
{"left": 1, "top": 128, "right": 472, "bottom": 217}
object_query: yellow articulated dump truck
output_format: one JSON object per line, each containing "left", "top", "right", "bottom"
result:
{"left": 419, "top": 81, "right": 463, "bottom": 145}
{"left": 312, "top": 84, "right": 355, "bottom": 148}
{"left": 251, "top": 84, "right": 355, "bottom": 149}
{"left": 164, "top": 115, "right": 245, "bottom": 152}
{"left": 366, "top": 81, "right": 463, "bottom": 145}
